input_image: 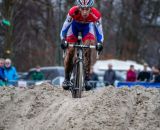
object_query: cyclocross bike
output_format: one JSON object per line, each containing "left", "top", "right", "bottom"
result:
{"left": 63, "top": 34, "right": 99, "bottom": 98}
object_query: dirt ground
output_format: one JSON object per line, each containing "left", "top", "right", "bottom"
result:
{"left": 0, "top": 84, "right": 160, "bottom": 130}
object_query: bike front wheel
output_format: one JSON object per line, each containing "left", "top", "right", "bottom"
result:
{"left": 72, "top": 61, "right": 84, "bottom": 98}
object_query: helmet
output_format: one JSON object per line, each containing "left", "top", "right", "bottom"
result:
{"left": 76, "top": 0, "right": 94, "bottom": 8}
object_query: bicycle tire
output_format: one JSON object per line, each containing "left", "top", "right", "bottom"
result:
{"left": 72, "top": 61, "right": 84, "bottom": 98}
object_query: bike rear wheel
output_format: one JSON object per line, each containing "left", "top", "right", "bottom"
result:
{"left": 72, "top": 61, "right": 84, "bottom": 98}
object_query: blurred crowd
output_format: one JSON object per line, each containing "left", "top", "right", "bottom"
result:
{"left": 102, "top": 63, "right": 160, "bottom": 85}
{"left": 1, "top": 57, "right": 160, "bottom": 87}
{"left": 0, "top": 58, "right": 44, "bottom": 86}
{"left": 126, "top": 63, "right": 160, "bottom": 83}
{"left": 0, "top": 58, "right": 18, "bottom": 86}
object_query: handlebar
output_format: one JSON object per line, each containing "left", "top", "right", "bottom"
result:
{"left": 62, "top": 43, "right": 100, "bottom": 59}
{"left": 68, "top": 44, "right": 96, "bottom": 49}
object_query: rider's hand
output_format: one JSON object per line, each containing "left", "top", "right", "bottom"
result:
{"left": 61, "top": 39, "right": 68, "bottom": 50}
{"left": 96, "top": 42, "right": 103, "bottom": 52}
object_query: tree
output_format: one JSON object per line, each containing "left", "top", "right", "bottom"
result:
{"left": 1, "top": 0, "right": 160, "bottom": 71}
{"left": 10, "top": 0, "right": 56, "bottom": 71}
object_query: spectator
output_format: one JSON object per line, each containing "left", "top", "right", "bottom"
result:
{"left": 86, "top": 66, "right": 99, "bottom": 90}
{"left": 89, "top": 66, "right": 99, "bottom": 81}
{"left": 0, "top": 58, "right": 6, "bottom": 86}
{"left": 151, "top": 65, "right": 159, "bottom": 81}
{"left": 31, "top": 65, "right": 44, "bottom": 81}
{"left": 4, "top": 58, "right": 18, "bottom": 85}
{"left": 103, "top": 64, "right": 116, "bottom": 86}
{"left": 126, "top": 65, "right": 136, "bottom": 82}
{"left": 154, "top": 67, "right": 160, "bottom": 83}
{"left": 137, "top": 63, "right": 151, "bottom": 82}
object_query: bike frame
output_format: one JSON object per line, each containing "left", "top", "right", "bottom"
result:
{"left": 63, "top": 36, "right": 99, "bottom": 98}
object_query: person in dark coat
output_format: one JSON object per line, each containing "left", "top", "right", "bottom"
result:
{"left": 103, "top": 64, "right": 116, "bottom": 86}
{"left": 85, "top": 66, "right": 99, "bottom": 91}
{"left": 137, "top": 63, "right": 151, "bottom": 82}
{"left": 89, "top": 67, "right": 99, "bottom": 81}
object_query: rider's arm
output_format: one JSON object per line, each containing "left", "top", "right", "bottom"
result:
{"left": 94, "top": 18, "right": 104, "bottom": 43}
{"left": 60, "top": 14, "right": 73, "bottom": 40}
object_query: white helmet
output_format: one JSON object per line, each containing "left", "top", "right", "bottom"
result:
{"left": 76, "top": 0, "right": 94, "bottom": 8}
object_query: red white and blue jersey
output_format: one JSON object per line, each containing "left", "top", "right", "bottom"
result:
{"left": 60, "top": 6, "right": 104, "bottom": 43}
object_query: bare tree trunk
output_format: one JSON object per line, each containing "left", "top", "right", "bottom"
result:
{"left": 2, "top": 0, "right": 13, "bottom": 58}
{"left": 12, "top": 0, "right": 56, "bottom": 71}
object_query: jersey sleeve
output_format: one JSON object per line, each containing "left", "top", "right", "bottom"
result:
{"left": 68, "top": 6, "right": 78, "bottom": 17}
{"left": 91, "top": 7, "right": 101, "bottom": 21}
{"left": 60, "top": 14, "right": 73, "bottom": 40}
{"left": 94, "top": 18, "right": 104, "bottom": 43}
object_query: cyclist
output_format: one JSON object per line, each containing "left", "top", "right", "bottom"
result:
{"left": 60, "top": 0, "right": 104, "bottom": 90}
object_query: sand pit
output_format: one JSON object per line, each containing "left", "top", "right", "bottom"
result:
{"left": 0, "top": 84, "right": 160, "bottom": 130}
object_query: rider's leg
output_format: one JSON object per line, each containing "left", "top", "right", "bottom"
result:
{"left": 64, "top": 46, "right": 75, "bottom": 81}
{"left": 62, "top": 46, "right": 75, "bottom": 90}
{"left": 64, "top": 23, "right": 78, "bottom": 81}
{"left": 83, "top": 40, "right": 95, "bottom": 81}
{"left": 83, "top": 39, "right": 95, "bottom": 91}
{"left": 62, "top": 21, "right": 79, "bottom": 89}
{"left": 81, "top": 22, "right": 96, "bottom": 80}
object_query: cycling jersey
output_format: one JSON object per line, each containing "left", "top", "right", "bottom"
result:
{"left": 60, "top": 6, "right": 104, "bottom": 43}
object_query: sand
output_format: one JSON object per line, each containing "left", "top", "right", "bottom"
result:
{"left": 0, "top": 84, "right": 160, "bottom": 130}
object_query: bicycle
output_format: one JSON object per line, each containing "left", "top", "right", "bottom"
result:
{"left": 63, "top": 35, "right": 99, "bottom": 98}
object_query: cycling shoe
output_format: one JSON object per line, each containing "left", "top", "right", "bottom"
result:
{"left": 62, "top": 80, "right": 73, "bottom": 90}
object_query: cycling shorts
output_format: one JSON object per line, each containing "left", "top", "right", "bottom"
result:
{"left": 66, "top": 20, "right": 95, "bottom": 43}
